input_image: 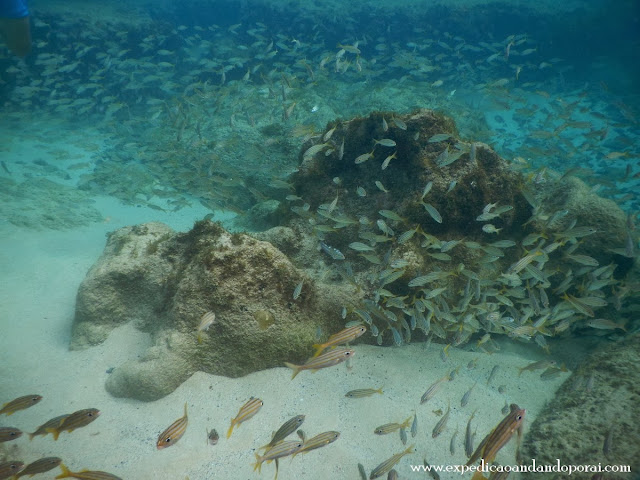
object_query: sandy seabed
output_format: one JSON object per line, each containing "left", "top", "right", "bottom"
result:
{"left": 0, "top": 121, "right": 570, "bottom": 480}
{"left": 0, "top": 212, "right": 568, "bottom": 480}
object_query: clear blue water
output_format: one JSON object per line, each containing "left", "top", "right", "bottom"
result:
{"left": 0, "top": 1, "right": 638, "bottom": 479}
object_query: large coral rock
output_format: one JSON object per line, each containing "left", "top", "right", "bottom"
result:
{"left": 527, "top": 176, "right": 630, "bottom": 271}
{"left": 520, "top": 334, "right": 640, "bottom": 480}
{"left": 71, "top": 220, "right": 352, "bottom": 401}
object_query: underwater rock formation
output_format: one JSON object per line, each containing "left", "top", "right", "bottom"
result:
{"left": 282, "top": 109, "right": 637, "bottom": 347}
{"left": 71, "top": 220, "right": 353, "bottom": 401}
{"left": 72, "top": 109, "right": 638, "bottom": 399}
{"left": 519, "top": 334, "right": 640, "bottom": 480}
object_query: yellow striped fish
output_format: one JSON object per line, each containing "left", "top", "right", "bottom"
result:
{"left": 0, "top": 461, "right": 24, "bottom": 479}
{"left": 466, "top": 404, "right": 525, "bottom": 467}
{"left": 0, "top": 394, "right": 42, "bottom": 415}
{"left": 227, "top": 397, "right": 263, "bottom": 438}
{"left": 294, "top": 431, "right": 340, "bottom": 455}
{"left": 0, "top": 427, "right": 21, "bottom": 443}
{"left": 54, "top": 463, "right": 122, "bottom": 480}
{"left": 260, "top": 414, "right": 305, "bottom": 450}
{"left": 47, "top": 409, "right": 100, "bottom": 440}
{"left": 13, "top": 457, "right": 62, "bottom": 479}
{"left": 28, "top": 414, "right": 69, "bottom": 440}
{"left": 196, "top": 311, "right": 216, "bottom": 343}
{"left": 369, "top": 444, "right": 415, "bottom": 479}
{"left": 285, "top": 349, "right": 355, "bottom": 379}
{"left": 157, "top": 403, "right": 188, "bottom": 449}
{"left": 312, "top": 325, "right": 366, "bottom": 357}
{"left": 253, "top": 440, "right": 303, "bottom": 472}
{"left": 374, "top": 416, "right": 412, "bottom": 435}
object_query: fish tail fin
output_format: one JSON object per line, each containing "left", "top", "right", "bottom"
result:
{"left": 377, "top": 386, "right": 384, "bottom": 395}
{"left": 472, "top": 471, "right": 488, "bottom": 480}
{"left": 55, "top": 463, "right": 72, "bottom": 479}
{"left": 28, "top": 432, "right": 35, "bottom": 441}
{"left": 226, "top": 421, "right": 235, "bottom": 439}
{"left": 197, "top": 333, "right": 203, "bottom": 344}
{"left": 46, "top": 427, "right": 60, "bottom": 441}
{"left": 517, "top": 367, "right": 524, "bottom": 376}
{"left": 284, "top": 362, "right": 301, "bottom": 379}
{"left": 253, "top": 453, "right": 262, "bottom": 472}
{"left": 311, "top": 344, "right": 324, "bottom": 357}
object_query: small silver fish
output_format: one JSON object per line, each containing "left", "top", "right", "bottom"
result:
{"left": 461, "top": 381, "right": 477, "bottom": 407}
{"left": 293, "top": 280, "right": 304, "bottom": 300}
{"left": 432, "top": 400, "right": 450, "bottom": 438}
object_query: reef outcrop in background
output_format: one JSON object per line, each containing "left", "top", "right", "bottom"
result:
{"left": 71, "top": 109, "right": 638, "bottom": 400}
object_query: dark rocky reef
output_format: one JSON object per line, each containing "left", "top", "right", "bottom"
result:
{"left": 71, "top": 109, "right": 638, "bottom": 400}
{"left": 520, "top": 334, "right": 640, "bottom": 480}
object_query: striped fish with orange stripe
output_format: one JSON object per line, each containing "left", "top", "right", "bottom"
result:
{"left": 157, "top": 403, "right": 188, "bottom": 449}
{"left": 466, "top": 403, "right": 525, "bottom": 478}
{"left": 311, "top": 325, "right": 366, "bottom": 357}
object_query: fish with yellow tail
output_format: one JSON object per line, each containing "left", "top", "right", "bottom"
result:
{"left": 46, "top": 408, "right": 100, "bottom": 440}
{"left": 13, "top": 457, "right": 62, "bottom": 479}
{"left": 312, "top": 325, "right": 366, "bottom": 357}
{"left": 55, "top": 463, "right": 122, "bottom": 480}
{"left": 293, "top": 431, "right": 340, "bottom": 456}
{"left": 466, "top": 404, "right": 525, "bottom": 479}
{"left": 227, "top": 397, "right": 263, "bottom": 438}
{"left": 157, "top": 403, "right": 188, "bottom": 449}
{"left": 253, "top": 440, "right": 303, "bottom": 474}
{"left": 0, "top": 394, "right": 42, "bottom": 416}
{"left": 285, "top": 348, "right": 355, "bottom": 379}
{"left": 369, "top": 444, "right": 415, "bottom": 479}
{"left": 196, "top": 311, "right": 216, "bottom": 343}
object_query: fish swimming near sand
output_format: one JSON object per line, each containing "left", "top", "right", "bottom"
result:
{"left": 13, "top": 457, "right": 62, "bottom": 478}
{"left": 294, "top": 431, "right": 340, "bottom": 455}
{"left": 47, "top": 408, "right": 100, "bottom": 440}
{"left": 0, "top": 394, "right": 42, "bottom": 416}
{"left": 253, "top": 440, "right": 303, "bottom": 473}
{"left": 466, "top": 404, "right": 525, "bottom": 468}
{"left": 313, "top": 325, "right": 367, "bottom": 357}
{"left": 227, "top": 397, "right": 263, "bottom": 438}
{"left": 369, "top": 444, "right": 415, "bottom": 479}
{"left": 207, "top": 428, "right": 219, "bottom": 445}
{"left": 0, "top": 461, "right": 24, "bottom": 479}
{"left": 0, "top": 427, "right": 22, "bottom": 443}
{"left": 260, "top": 415, "right": 305, "bottom": 451}
{"left": 28, "top": 414, "right": 69, "bottom": 440}
{"left": 285, "top": 349, "right": 355, "bottom": 379}
{"left": 55, "top": 463, "right": 122, "bottom": 480}
{"left": 157, "top": 403, "right": 188, "bottom": 449}
{"left": 345, "top": 387, "right": 383, "bottom": 398}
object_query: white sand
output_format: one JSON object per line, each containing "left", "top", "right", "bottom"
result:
{"left": 0, "top": 123, "right": 569, "bottom": 480}
{"left": 0, "top": 217, "right": 568, "bottom": 480}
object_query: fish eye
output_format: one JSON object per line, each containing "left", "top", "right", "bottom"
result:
{"left": 165, "top": 437, "right": 172, "bottom": 443}
{"left": 10, "top": 431, "right": 17, "bottom": 437}
{"left": 516, "top": 415, "right": 522, "bottom": 420}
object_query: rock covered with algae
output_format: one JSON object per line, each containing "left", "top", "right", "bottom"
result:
{"left": 282, "top": 108, "right": 636, "bottom": 348}
{"left": 71, "top": 108, "right": 637, "bottom": 399}
{"left": 71, "top": 220, "right": 354, "bottom": 401}
{"left": 519, "top": 334, "right": 640, "bottom": 480}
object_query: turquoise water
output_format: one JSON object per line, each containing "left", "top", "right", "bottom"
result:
{"left": 1, "top": 1, "right": 638, "bottom": 479}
